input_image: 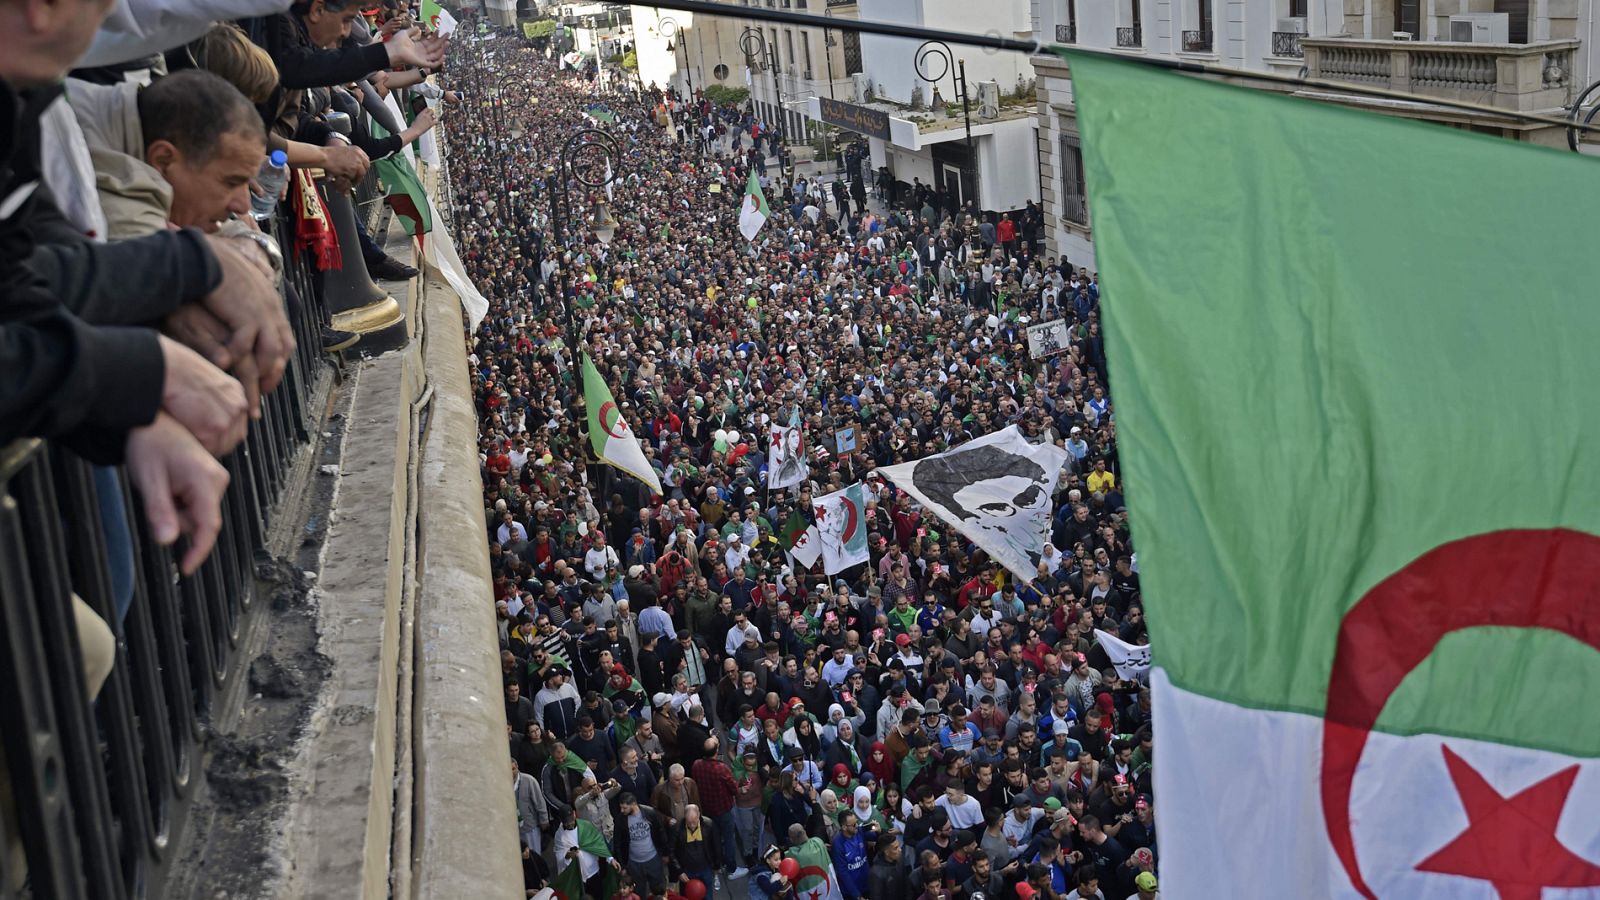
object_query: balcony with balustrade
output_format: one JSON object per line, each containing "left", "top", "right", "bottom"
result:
{"left": 1182, "top": 29, "right": 1214, "bottom": 53}
{"left": 1117, "top": 25, "right": 1142, "bottom": 49}
{"left": 1056, "top": 23, "right": 1077, "bottom": 44}
{"left": 1302, "top": 37, "right": 1579, "bottom": 112}
{"left": 1272, "top": 30, "right": 1304, "bottom": 58}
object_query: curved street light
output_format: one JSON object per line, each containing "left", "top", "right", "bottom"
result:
{"left": 914, "top": 39, "right": 977, "bottom": 211}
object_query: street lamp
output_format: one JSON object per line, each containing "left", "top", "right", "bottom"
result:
{"left": 544, "top": 129, "right": 623, "bottom": 355}
{"left": 914, "top": 40, "right": 977, "bottom": 212}
{"left": 658, "top": 16, "right": 691, "bottom": 98}
{"left": 741, "top": 26, "right": 791, "bottom": 183}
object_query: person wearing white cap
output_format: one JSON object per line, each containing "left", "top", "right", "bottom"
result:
{"left": 724, "top": 532, "right": 749, "bottom": 574}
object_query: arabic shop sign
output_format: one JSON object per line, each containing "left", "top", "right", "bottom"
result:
{"left": 818, "top": 97, "right": 891, "bottom": 141}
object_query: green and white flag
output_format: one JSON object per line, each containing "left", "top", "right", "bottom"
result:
{"left": 786, "top": 836, "right": 842, "bottom": 900}
{"left": 812, "top": 483, "right": 867, "bottom": 576}
{"left": 737, "top": 169, "right": 769, "bottom": 241}
{"left": 581, "top": 352, "right": 662, "bottom": 496}
{"left": 1064, "top": 48, "right": 1600, "bottom": 899}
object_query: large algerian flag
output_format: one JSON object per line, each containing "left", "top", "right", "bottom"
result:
{"left": 1063, "top": 48, "right": 1600, "bottom": 899}
{"left": 365, "top": 116, "right": 432, "bottom": 240}
{"left": 738, "top": 169, "right": 769, "bottom": 241}
{"left": 786, "top": 836, "right": 843, "bottom": 900}
{"left": 812, "top": 483, "right": 868, "bottom": 575}
{"left": 581, "top": 352, "right": 663, "bottom": 495}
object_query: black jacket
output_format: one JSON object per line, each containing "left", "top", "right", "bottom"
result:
{"left": 613, "top": 803, "right": 668, "bottom": 864}
{"left": 0, "top": 82, "right": 163, "bottom": 460}
{"left": 672, "top": 816, "right": 722, "bottom": 873}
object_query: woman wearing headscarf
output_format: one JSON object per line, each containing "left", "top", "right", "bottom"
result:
{"left": 824, "top": 719, "right": 865, "bottom": 775}
{"left": 864, "top": 740, "right": 895, "bottom": 788}
{"left": 851, "top": 785, "right": 889, "bottom": 834}
{"left": 783, "top": 714, "right": 822, "bottom": 763}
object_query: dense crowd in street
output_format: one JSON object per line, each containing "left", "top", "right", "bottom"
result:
{"left": 456, "top": 26, "right": 1159, "bottom": 900}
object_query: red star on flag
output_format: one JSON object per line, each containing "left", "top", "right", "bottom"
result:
{"left": 1415, "top": 744, "right": 1600, "bottom": 900}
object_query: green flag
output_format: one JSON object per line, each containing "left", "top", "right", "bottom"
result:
{"left": 365, "top": 117, "right": 432, "bottom": 239}
{"left": 778, "top": 507, "right": 809, "bottom": 551}
{"left": 1061, "top": 47, "right": 1600, "bottom": 900}
{"left": 738, "top": 169, "right": 769, "bottom": 241}
{"left": 785, "top": 836, "right": 842, "bottom": 900}
{"left": 547, "top": 856, "right": 585, "bottom": 900}
{"left": 582, "top": 352, "right": 663, "bottom": 495}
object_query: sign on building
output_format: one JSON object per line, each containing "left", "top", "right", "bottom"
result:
{"left": 818, "top": 97, "right": 892, "bottom": 141}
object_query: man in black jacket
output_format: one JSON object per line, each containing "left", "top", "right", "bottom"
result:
{"left": 672, "top": 803, "right": 722, "bottom": 890}
{"left": 867, "top": 837, "right": 909, "bottom": 900}
{"left": 614, "top": 794, "right": 670, "bottom": 895}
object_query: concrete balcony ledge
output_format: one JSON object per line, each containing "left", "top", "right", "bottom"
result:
{"left": 1302, "top": 36, "right": 1580, "bottom": 111}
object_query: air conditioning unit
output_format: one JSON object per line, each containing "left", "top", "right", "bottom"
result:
{"left": 977, "top": 80, "right": 1000, "bottom": 119}
{"left": 1449, "top": 13, "right": 1508, "bottom": 42}
{"left": 851, "top": 73, "right": 872, "bottom": 103}
{"left": 1276, "top": 16, "right": 1307, "bottom": 33}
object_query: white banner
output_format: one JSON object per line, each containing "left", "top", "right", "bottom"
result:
{"left": 768, "top": 424, "right": 810, "bottom": 491}
{"left": 875, "top": 425, "right": 1067, "bottom": 583}
{"left": 813, "top": 484, "right": 869, "bottom": 576}
{"left": 1026, "top": 318, "right": 1071, "bottom": 357}
{"left": 1094, "top": 628, "right": 1151, "bottom": 681}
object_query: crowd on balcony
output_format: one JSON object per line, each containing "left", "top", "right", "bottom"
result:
{"left": 459, "top": 29, "right": 1158, "bottom": 900}
{"left": 0, "top": 0, "right": 450, "bottom": 699}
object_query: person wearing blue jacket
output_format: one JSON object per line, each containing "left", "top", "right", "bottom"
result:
{"left": 831, "top": 810, "right": 878, "bottom": 900}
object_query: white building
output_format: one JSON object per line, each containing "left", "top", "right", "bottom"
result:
{"left": 1033, "top": 0, "right": 1598, "bottom": 266}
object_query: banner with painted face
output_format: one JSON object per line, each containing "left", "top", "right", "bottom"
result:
{"left": 875, "top": 425, "right": 1068, "bottom": 583}
{"left": 812, "top": 483, "right": 869, "bottom": 576}
{"left": 768, "top": 424, "right": 810, "bottom": 491}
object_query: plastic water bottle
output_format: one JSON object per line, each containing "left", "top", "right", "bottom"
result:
{"left": 251, "top": 150, "right": 289, "bottom": 220}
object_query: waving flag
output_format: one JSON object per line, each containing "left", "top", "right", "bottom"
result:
{"left": 768, "top": 424, "right": 810, "bottom": 490}
{"left": 582, "top": 352, "right": 662, "bottom": 495}
{"left": 1063, "top": 48, "right": 1600, "bottom": 900}
{"left": 875, "top": 425, "right": 1067, "bottom": 583}
{"left": 812, "top": 484, "right": 867, "bottom": 575}
{"left": 1093, "top": 629, "right": 1150, "bottom": 682}
{"left": 786, "top": 836, "right": 842, "bottom": 900}
{"left": 738, "top": 169, "right": 769, "bottom": 241}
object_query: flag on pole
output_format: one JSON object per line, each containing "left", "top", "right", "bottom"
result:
{"left": 778, "top": 508, "right": 810, "bottom": 550}
{"left": 582, "top": 352, "right": 663, "bottom": 496}
{"left": 812, "top": 484, "right": 868, "bottom": 575}
{"left": 1092, "top": 629, "right": 1150, "bottom": 682}
{"left": 874, "top": 425, "right": 1067, "bottom": 583}
{"left": 738, "top": 168, "right": 769, "bottom": 241}
{"left": 786, "top": 836, "right": 843, "bottom": 900}
{"left": 1062, "top": 47, "right": 1600, "bottom": 900}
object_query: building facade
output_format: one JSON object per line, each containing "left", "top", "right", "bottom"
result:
{"left": 1033, "top": 0, "right": 1597, "bottom": 265}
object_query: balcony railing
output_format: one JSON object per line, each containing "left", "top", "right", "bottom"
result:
{"left": 1182, "top": 29, "right": 1214, "bottom": 52}
{"left": 1056, "top": 23, "right": 1076, "bottom": 44}
{"left": 0, "top": 182, "right": 329, "bottom": 900}
{"left": 1302, "top": 37, "right": 1580, "bottom": 112}
{"left": 1272, "top": 30, "right": 1304, "bottom": 57}
{"left": 1116, "top": 25, "right": 1142, "bottom": 48}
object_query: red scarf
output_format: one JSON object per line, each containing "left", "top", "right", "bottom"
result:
{"left": 291, "top": 169, "right": 341, "bottom": 271}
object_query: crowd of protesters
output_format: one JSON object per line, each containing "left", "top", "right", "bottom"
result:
{"left": 0, "top": 0, "right": 447, "bottom": 698}
{"left": 458, "top": 26, "right": 1158, "bottom": 900}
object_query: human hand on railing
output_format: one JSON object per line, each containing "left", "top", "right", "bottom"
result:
{"left": 323, "top": 144, "right": 370, "bottom": 182}
{"left": 158, "top": 335, "right": 250, "bottom": 456}
{"left": 199, "top": 235, "right": 297, "bottom": 413}
{"left": 124, "top": 412, "right": 231, "bottom": 575}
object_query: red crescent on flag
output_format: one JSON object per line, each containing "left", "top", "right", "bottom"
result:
{"left": 597, "top": 401, "right": 629, "bottom": 440}
{"left": 795, "top": 865, "right": 831, "bottom": 895}
{"left": 841, "top": 497, "right": 859, "bottom": 544}
{"left": 1320, "top": 528, "right": 1600, "bottom": 899}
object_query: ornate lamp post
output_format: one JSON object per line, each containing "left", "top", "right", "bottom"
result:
{"left": 914, "top": 40, "right": 977, "bottom": 211}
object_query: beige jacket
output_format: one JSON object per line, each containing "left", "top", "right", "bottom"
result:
{"left": 64, "top": 78, "right": 172, "bottom": 240}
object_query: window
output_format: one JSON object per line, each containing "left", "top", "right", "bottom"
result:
{"left": 842, "top": 31, "right": 862, "bottom": 75}
{"left": 713, "top": 63, "right": 730, "bottom": 80}
{"left": 801, "top": 32, "right": 814, "bottom": 80}
{"left": 1288, "top": 0, "right": 1306, "bottom": 15}
{"left": 784, "top": 29, "right": 796, "bottom": 73}
{"left": 1056, "top": 0, "right": 1078, "bottom": 43}
{"left": 1060, "top": 132, "right": 1088, "bottom": 225}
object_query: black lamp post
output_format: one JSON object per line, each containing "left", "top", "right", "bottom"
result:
{"left": 544, "top": 128, "right": 623, "bottom": 358}
{"left": 659, "top": 16, "right": 692, "bottom": 97}
{"left": 914, "top": 39, "right": 977, "bottom": 212}
{"left": 741, "top": 26, "right": 791, "bottom": 184}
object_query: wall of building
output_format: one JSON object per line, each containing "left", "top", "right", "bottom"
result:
{"left": 858, "top": 0, "right": 1035, "bottom": 106}
{"left": 974, "top": 117, "right": 1041, "bottom": 212}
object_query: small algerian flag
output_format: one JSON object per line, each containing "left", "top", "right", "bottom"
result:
{"left": 581, "top": 352, "right": 663, "bottom": 496}
{"left": 1063, "top": 48, "right": 1600, "bottom": 900}
{"left": 420, "top": 0, "right": 443, "bottom": 30}
{"left": 738, "top": 169, "right": 769, "bottom": 242}
{"left": 778, "top": 508, "right": 809, "bottom": 551}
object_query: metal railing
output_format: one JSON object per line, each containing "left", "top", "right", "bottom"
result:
{"left": 1116, "top": 25, "right": 1142, "bottom": 48}
{"left": 1182, "top": 29, "right": 1214, "bottom": 52}
{"left": 1272, "top": 30, "right": 1304, "bottom": 57}
{"left": 0, "top": 202, "right": 328, "bottom": 900}
{"left": 1055, "top": 23, "right": 1076, "bottom": 44}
